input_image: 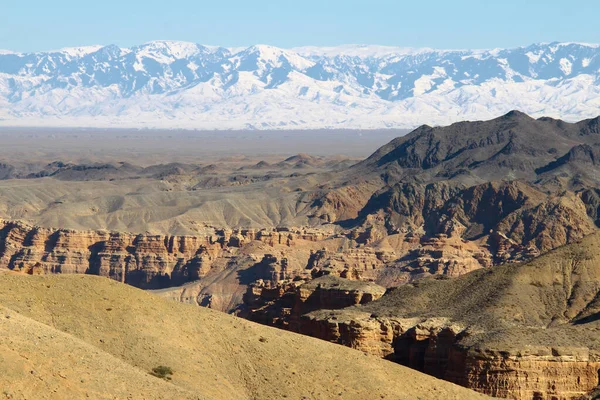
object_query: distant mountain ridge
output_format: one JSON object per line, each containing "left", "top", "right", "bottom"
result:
{"left": 1, "top": 41, "right": 600, "bottom": 129}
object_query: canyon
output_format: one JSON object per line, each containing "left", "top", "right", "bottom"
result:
{"left": 4, "top": 112, "right": 600, "bottom": 398}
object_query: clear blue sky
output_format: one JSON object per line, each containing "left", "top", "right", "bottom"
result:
{"left": 2, "top": 0, "right": 599, "bottom": 52}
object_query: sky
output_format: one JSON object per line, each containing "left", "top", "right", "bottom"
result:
{"left": 2, "top": 0, "right": 600, "bottom": 52}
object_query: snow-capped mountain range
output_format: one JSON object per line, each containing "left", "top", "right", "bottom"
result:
{"left": 1, "top": 41, "right": 600, "bottom": 130}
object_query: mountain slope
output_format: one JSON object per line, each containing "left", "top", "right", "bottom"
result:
{"left": 0, "top": 273, "right": 487, "bottom": 400}
{"left": 1, "top": 42, "right": 600, "bottom": 129}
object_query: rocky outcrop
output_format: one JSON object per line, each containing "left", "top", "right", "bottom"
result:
{"left": 307, "top": 246, "right": 397, "bottom": 280}
{"left": 295, "top": 275, "right": 387, "bottom": 308}
{"left": 494, "top": 193, "right": 596, "bottom": 254}
{"left": 345, "top": 181, "right": 597, "bottom": 284}
{"left": 240, "top": 276, "right": 386, "bottom": 329}
{"left": 299, "top": 312, "right": 600, "bottom": 399}
{"left": 374, "top": 234, "right": 492, "bottom": 286}
{"left": 297, "top": 233, "right": 600, "bottom": 399}
{"left": 454, "top": 352, "right": 600, "bottom": 400}
{"left": 240, "top": 279, "right": 304, "bottom": 327}
{"left": 252, "top": 254, "right": 293, "bottom": 283}
{"left": 356, "top": 180, "right": 593, "bottom": 242}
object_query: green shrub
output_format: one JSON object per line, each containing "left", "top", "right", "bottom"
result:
{"left": 150, "top": 365, "right": 174, "bottom": 381}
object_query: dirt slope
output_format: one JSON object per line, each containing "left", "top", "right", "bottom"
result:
{"left": 0, "top": 274, "right": 487, "bottom": 400}
{"left": 0, "top": 306, "right": 198, "bottom": 400}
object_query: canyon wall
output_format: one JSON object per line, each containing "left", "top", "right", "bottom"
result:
{"left": 298, "top": 312, "right": 600, "bottom": 399}
{"left": 0, "top": 219, "right": 328, "bottom": 289}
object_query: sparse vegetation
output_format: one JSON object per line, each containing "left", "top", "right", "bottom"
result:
{"left": 568, "top": 247, "right": 593, "bottom": 269}
{"left": 150, "top": 365, "right": 174, "bottom": 381}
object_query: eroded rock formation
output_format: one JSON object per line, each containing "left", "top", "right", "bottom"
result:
{"left": 299, "top": 233, "right": 600, "bottom": 399}
{"left": 0, "top": 219, "right": 329, "bottom": 290}
{"left": 240, "top": 275, "right": 387, "bottom": 329}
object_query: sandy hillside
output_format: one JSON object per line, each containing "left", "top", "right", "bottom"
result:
{"left": 0, "top": 274, "right": 487, "bottom": 400}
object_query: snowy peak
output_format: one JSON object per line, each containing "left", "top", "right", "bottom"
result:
{"left": 132, "top": 40, "right": 226, "bottom": 62}
{"left": 45, "top": 45, "right": 105, "bottom": 58}
{"left": 293, "top": 44, "right": 439, "bottom": 58}
{"left": 232, "top": 45, "right": 314, "bottom": 73}
{"left": 1, "top": 41, "right": 600, "bottom": 129}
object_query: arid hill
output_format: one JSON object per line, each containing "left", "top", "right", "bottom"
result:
{"left": 0, "top": 273, "right": 487, "bottom": 400}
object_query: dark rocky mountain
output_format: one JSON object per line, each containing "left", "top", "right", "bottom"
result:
{"left": 320, "top": 111, "right": 600, "bottom": 233}
{"left": 354, "top": 111, "right": 600, "bottom": 184}
{"left": 233, "top": 112, "right": 600, "bottom": 326}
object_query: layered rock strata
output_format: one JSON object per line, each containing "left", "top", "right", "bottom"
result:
{"left": 0, "top": 219, "right": 329, "bottom": 289}
{"left": 240, "top": 275, "right": 387, "bottom": 329}
{"left": 298, "top": 233, "right": 600, "bottom": 399}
